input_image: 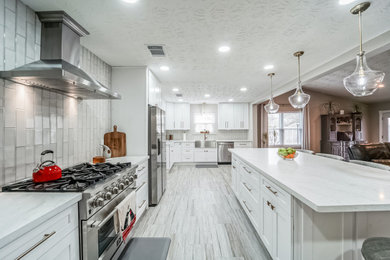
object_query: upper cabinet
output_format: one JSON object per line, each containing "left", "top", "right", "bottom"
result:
{"left": 166, "top": 102, "right": 190, "bottom": 130}
{"left": 218, "top": 103, "right": 249, "bottom": 130}
{"left": 147, "top": 69, "right": 164, "bottom": 109}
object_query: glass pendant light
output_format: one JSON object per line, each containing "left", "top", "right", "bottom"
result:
{"left": 264, "top": 73, "right": 279, "bottom": 114}
{"left": 288, "top": 51, "right": 310, "bottom": 109}
{"left": 343, "top": 2, "right": 385, "bottom": 96}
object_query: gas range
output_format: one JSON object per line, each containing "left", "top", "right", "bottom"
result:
{"left": 2, "top": 161, "right": 139, "bottom": 259}
{"left": 2, "top": 162, "right": 138, "bottom": 219}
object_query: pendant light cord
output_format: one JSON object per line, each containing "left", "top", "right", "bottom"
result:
{"left": 297, "top": 55, "right": 301, "bottom": 83}
{"left": 270, "top": 74, "right": 273, "bottom": 98}
{"left": 358, "top": 11, "right": 363, "bottom": 55}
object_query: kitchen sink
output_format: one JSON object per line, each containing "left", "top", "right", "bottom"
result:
{"left": 195, "top": 140, "right": 216, "bottom": 148}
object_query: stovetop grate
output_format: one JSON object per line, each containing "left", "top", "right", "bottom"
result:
{"left": 2, "top": 162, "right": 132, "bottom": 192}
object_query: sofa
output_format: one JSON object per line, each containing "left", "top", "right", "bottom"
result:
{"left": 348, "top": 143, "right": 390, "bottom": 165}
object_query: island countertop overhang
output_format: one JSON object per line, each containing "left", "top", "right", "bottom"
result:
{"left": 230, "top": 148, "right": 390, "bottom": 213}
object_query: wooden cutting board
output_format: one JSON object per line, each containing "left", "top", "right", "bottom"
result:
{"left": 104, "top": 125, "right": 126, "bottom": 158}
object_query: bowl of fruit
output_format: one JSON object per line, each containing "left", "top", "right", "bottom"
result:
{"left": 277, "top": 148, "right": 298, "bottom": 160}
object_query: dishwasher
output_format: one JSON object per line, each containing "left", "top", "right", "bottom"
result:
{"left": 217, "top": 142, "right": 234, "bottom": 164}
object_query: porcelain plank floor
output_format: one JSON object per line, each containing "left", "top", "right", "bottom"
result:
{"left": 133, "top": 165, "right": 271, "bottom": 260}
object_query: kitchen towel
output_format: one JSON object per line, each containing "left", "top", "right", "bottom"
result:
{"left": 115, "top": 191, "right": 136, "bottom": 242}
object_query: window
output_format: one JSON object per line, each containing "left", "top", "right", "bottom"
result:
{"left": 268, "top": 112, "right": 303, "bottom": 147}
{"left": 194, "top": 113, "right": 216, "bottom": 133}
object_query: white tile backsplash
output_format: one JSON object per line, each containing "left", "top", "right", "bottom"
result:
{"left": 0, "top": 0, "right": 113, "bottom": 185}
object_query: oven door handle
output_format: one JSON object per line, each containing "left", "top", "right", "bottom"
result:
{"left": 89, "top": 208, "right": 118, "bottom": 230}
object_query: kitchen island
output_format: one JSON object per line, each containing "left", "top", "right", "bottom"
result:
{"left": 230, "top": 148, "right": 390, "bottom": 260}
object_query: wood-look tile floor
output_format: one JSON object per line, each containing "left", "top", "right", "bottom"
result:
{"left": 133, "top": 165, "right": 272, "bottom": 260}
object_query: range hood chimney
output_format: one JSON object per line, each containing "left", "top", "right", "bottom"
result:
{"left": 0, "top": 11, "right": 120, "bottom": 100}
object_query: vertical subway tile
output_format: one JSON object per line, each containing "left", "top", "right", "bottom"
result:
{"left": 4, "top": 48, "right": 15, "bottom": 70}
{"left": 5, "top": 0, "right": 15, "bottom": 12}
{"left": 26, "top": 22, "right": 34, "bottom": 59}
{"left": 25, "top": 88, "right": 34, "bottom": 128}
{"left": 16, "top": 1, "right": 26, "bottom": 36}
{"left": 34, "top": 144, "right": 42, "bottom": 164}
{"left": 5, "top": 8, "right": 15, "bottom": 50}
{"left": 4, "top": 86, "right": 16, "bottom": 127}
{"left": 42, "top": 128, "right": 49, "bottom": 145}
{"left": 15, "top": 146, "right": 25, "bottom": 180}
{"left": 34, "top": 14, "right": 40, "bottom": 45}
{"left": 16, "top": 109, "right": 24, "bottom": 146}
{"left": 25, "top": 128, "right": 33, "bottom": 146}
{"left": 4, "top": 167, "right": 15, "bottom": 184}
{"left": 0, "top": 26, "right": 4, "bottom": 71}
{"left": 15, "top": 34, "right": 25, "bottom": 67}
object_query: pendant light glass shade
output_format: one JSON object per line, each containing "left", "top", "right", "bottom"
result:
{"left": 288, "top": 51, "right": 310, "bottom": 109}
{"left": 343, "top": 53, "right": 385, "bottom": 96}
{"left": 343, "top": 2, "right": 385, "bottom": 96}
{"left": 264, "top": 73, "right": 279, "bottom": 114}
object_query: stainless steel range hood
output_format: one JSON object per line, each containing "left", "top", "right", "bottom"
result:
{"left": 0, "top": 11, "right": 120, "bottom": 100}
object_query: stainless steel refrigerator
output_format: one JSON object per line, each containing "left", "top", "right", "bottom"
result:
{"left": 148, "top": 105, "right": 166, "bottom": 206}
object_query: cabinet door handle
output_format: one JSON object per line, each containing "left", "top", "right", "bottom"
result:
{"left": 267, "top": 200, "right": 271, "bottom": 206}
{"left": 243, "top": 200, "right": 252, "bottom": 213}
{"left": 271, "top": 204, "right": 275, "bottom": 211}
{"left": 243, "top": 182, "right": 252, "bottom": 192}
{"left": 138, "top": 200, "right": 147, "bottom": 209}
{"left": 266, "top": 186, "right": 277, "bottom": 195}
{"left": 16, "top": 231, "right": 56, "bottom": 260}
{"left": 232, "top": 166, "right": 236, "bottom": 169}
{"left": 266, "top": 201, "right": 275, "bottom": 211}
{"left": 137, "top": 166, "right": 145, "bottom": 172}
{"left": 243, "top": 166, "right": 251, "bottom": 174}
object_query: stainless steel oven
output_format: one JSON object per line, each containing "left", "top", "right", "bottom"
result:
{"left": 82, "top": 185, "right": 136, "bottom": 260}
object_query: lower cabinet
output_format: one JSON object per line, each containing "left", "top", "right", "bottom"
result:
{"left": 136, "top": 160, "right": 149, "bottom": 220}
{"left": 194, "top": 148, "right": 217, "bottom": 162}
{"left": 233, "top": 155, "right": 292, "bottom": 260}
{"left": 0, "top": 204, "right": 79, "bottom": 260}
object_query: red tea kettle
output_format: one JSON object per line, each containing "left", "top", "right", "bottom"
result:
{"left": 33, "top": 150, "right": 62, "bottom": 183}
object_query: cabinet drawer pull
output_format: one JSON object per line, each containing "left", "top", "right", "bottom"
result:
{"left": 243, "top": 167, "right": 251, "bottom": 174}
{"left": 271, "top": 204, "right": 275, "bottom": 211}
{"left": 243, "top": 182, "right": 252, "bottom": 192}
{"left": 243, "top": 200, "right": 252, "bottom": 213}
{"left": 266, "top": 186, "right": 277, "bottom": 195}
{"left": 16, "top": 231, "right": 56, "bottom": 260}
{"left": 266, "top": 200, "right": 275, "bottom": 210}
{"left": 232, "top": 166, "right": 236, "bottom": 169}
{"left": 138, "top": 200, "right": 146, "bottom": 209}
{"left": 137, "top": 166, "right": 146, "bottom": 172}
{"left": 267, "top": 200, "right": 271, "bottom": 206}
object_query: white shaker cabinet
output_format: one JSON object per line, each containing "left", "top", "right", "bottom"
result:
{"left": 166, "top": 102, "right": 190, "bottom": 130}
{"left": 218, "top": 103, "right": 249, "bottom": 130}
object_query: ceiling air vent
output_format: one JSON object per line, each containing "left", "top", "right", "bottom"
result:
{"left": 176, "top": 94, "right": 183, "bottom": 97}
{"left": 147, "top": 45, "right": 165, "bottom": 57}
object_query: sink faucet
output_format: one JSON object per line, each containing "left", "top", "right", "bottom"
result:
{"left": 200, "top": 129, "right": 210, "bottom": 141}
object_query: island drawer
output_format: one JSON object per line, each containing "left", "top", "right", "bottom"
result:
{"left": 182, "top": 142, "right": 195, "bottom": 148}
{"left": 240, "top": 163, "right": 260, "bottom": 182}
{"left": 262, "top": 177, "right": 291, "bottom": 214}
{"left": 239, "top": 182, "right": 260, "bottom": 229}
{"left": 240, "top": 170, "right": 260, "bottom": 202}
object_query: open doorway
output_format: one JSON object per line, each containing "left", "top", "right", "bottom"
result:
{"left": 379, "top": 110, "right": 390, "bottom": 142}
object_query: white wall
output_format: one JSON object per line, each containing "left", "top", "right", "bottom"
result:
{"left": 111, "top": 67, "right": 148, "bottom": 156}
{"left": 0, "top": 0, "right": 113, "bottom": 186}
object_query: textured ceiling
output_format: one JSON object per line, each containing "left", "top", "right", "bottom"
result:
{"left": 23, "top": 0, "right": 390, "bottom": 103}
{"left": 304, "top": 49, "right": 390, "bottom": 104}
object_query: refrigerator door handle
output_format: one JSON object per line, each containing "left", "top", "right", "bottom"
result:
{"left": 158, "top": 138, "right": 161, "bottom": 156}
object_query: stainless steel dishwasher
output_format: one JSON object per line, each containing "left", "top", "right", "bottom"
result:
{"left": 217, "top": 142, "right": 234, "bottom": 164}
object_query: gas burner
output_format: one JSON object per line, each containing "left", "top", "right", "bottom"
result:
{"left": 2, "top": 162, "right": 133, "bottom": 192}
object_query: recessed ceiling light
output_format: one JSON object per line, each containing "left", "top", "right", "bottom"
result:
{"left": 264, "top": 64, "right": 274, "bottom": 70}
{"left": 204, "top": 94, "right": 210, "bottom": 98}
{"left": 240, "top": 87, "right": 247, "bottom": 92}
{"left": 160, "top": 66, "right": 170, "bottom": 71}
{"left": 178, "top": 98, "right": 183, "bottom": 102}
{"left": 218, "top": 46, "right": 230, "bottom": 53}
{"left": 228, "top": 98, "right": 234, "bottom": 102}
{"left": 172, "top": 88, "right": 179, "bottom": 92}
{"left": 378, "top": 83, "right": 385, "bottom": 88}
{"left": 122, "top": 0, "right": 138, "bottom": 3}
{"left": 338, "top": 0, "right": 356, "bottom": 5}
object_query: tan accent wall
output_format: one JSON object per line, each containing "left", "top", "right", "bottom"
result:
{"left": 367, "top": 102, "right": 390, "bottom": 143}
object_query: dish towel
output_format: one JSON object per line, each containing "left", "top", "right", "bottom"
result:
{"left": 115, "top": 191, "right": 137, "bottom": 242}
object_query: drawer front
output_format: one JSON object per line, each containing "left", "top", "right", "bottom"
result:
{"left": 240, "top": 163, "right": 260, "bottom": 183}
{"left": 240, "top": 170, "right": 260, "bottom": 203}
{"left": 239, "top": 182, "right": 260, "bottom": 229}
{"left": 262, "top": 177, "right": 291, "bottom": 214}
{"left": 181, "top": 154, "right": 194, "bottom": 162}
{"left": 234, "top": 142, "right": 252, "bottom": 148}
{"left": 136, "top": 161, "right": 148, "bottom": 177}
{"left": 0, "top": 204, "right": 78, "bottom": 260}
{"left": 136, "top": 181, "right": 148, "bottom": 216}
{"left": 136, "top": 167, "right": 148, "bottom": 189}
{"left": 182, "top": 142, "right": 195, "bottom": 148}
{"left": 174, "top": 142, "right": 182, "bottom": 147}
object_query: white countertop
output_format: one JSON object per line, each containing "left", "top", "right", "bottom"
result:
{"left": 0, "top": 192, "right": 82, "bottom": 248}
{"left": 216, "top": 140, "right": 252, "bottom": 142}
{"left": 106, "top": 155, "right": 148, "bottom": 165}
{"left": 230, "top": 148, "right": 390, "bottom": 213}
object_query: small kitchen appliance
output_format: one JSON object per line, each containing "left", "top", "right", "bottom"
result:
{"left": 33, "top": 150, "right": 62, "bottom": 183}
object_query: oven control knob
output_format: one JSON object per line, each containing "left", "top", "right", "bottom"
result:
{"left": 118, "top": 182, "right": 125, "bottom": 190}
{"left": 95, "top": 197, "right": 104, "bottom": 207}
{"left": 111, "top": 186, "right": 119, "bottom": 194}
{"left": 124, "top": 178, "right": 130, "bottom": 185}
{"left": 104, "top": 192, "right": 112, "bottom": 200}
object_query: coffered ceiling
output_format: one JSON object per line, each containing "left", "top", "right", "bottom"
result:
{"left": 23, "top": 0, "right": 390, "bottom": 103}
